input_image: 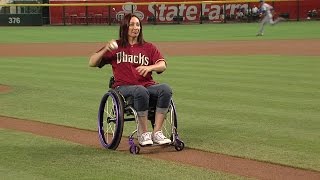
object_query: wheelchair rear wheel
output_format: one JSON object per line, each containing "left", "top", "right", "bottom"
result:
{"left": 98, "top": 89, "right": 124, "bottom": 150}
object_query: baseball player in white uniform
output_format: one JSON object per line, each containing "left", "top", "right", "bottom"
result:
{"left": 257, "top": 0, "right": 285, "bottom": 36}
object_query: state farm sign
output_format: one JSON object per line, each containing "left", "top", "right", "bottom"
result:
{"left": 146, "top": 3, "right": 249, "bottom": 21}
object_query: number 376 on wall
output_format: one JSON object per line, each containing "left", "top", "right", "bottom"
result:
{"left": 8, "top": 17, "right": 21, "bottom": 24}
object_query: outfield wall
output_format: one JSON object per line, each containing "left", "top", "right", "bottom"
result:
{"left": 0, "top": 0, "right": 319, "bottom": 26}
{"left": 47, "top": 0, "right": 320, "bottom": 25}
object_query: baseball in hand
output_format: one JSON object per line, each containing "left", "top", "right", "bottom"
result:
{"left": 109, "top": 40, "right": 118, "bottom": 50}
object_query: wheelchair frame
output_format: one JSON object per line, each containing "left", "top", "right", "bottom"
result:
{"left": 97, "top": 78, "right": 184, "bottom": 154}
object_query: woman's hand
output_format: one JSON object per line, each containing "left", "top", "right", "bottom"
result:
{"left": 105, "top": 39, "right": 118, "bottom": 51}
{"left": 89, "top": 39, "right": 117, "bottom": 67}
{"left": 136, "top": 66, "right": 152, "bottom": 77}
{"left": 136, "top": 60, "right": 166, "bottom": 77}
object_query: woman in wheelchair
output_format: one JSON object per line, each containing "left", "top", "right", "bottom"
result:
{"left": 89, "top": 13, "right": 172, "bottom": 146}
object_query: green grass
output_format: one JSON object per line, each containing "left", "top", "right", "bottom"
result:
{"left": 0, "top": 129, "right": 244, "bottom": 180}
{"left": 0, "top": 21, "right": 319, "bottom": 43}
{"left": 1, "top": 55, "right": 319, "bottom": 171}
{"left": 1, "top": 21, "right": 320, "bottom": 177}
{"left": 162, "top": 56, "right": 320, "bottom": 170}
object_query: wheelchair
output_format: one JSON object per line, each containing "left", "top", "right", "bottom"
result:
{"left": 97, "top": 76, "right": 185, "bottom": 154}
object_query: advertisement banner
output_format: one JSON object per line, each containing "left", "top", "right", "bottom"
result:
{"left": 49, "top": 0, "right": 320, "bottom": 25}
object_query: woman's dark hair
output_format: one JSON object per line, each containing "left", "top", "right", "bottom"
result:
{"left": 119, "top": 13, "right": 145, "bottom": 47}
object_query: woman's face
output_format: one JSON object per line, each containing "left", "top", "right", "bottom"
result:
{"left": 128, "top": 17, "right": 140, "bottom": 39}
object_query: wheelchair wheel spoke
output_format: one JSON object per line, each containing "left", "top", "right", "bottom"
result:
{"left": 162, "top": 109, "right": 173, "bottom": 138}
{"left": 98, "top": 90, "right": 125, "bottom": 150}
{"left": 102, "top": 94, "right": 119, "bottom": 144}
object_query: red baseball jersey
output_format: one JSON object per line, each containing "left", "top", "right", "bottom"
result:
{"left": 97, "top": 40, "right": 166, "bottom": 88}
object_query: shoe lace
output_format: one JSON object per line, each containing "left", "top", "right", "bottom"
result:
{"left": 141, "top": 132, "right": 151, "bottom": 141}
{"left": 155, "top": 131, "right": 167, "bottom": 140}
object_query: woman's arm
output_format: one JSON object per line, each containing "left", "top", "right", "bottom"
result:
{"left": 88, "top": 40, "right": 117, "bottom": 67}
{"left": 136, "top": 60, "right": 166, "bottom": 77}
{"left": 151, "top": 60, "right": 167, "bottom": 73}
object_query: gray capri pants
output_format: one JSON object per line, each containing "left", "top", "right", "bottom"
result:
{"left": 116, "top": 83, "right": 172, "bottom": 117}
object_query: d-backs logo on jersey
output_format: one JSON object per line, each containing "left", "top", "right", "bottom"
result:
{"left": 116, "top": 52, "right": 149, "bottom": 66}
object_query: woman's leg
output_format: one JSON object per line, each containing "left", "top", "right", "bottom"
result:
{"left": 116, "top": 85, "right": 152, "bottom": 145}
{"left": 147, "top": 84, "right": 172, "bottom": 144}
{"left": 147, "top": 84, "right": 172, "bottom": 130}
